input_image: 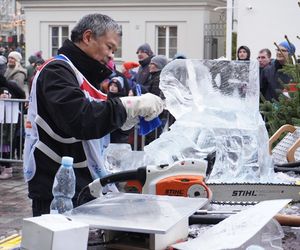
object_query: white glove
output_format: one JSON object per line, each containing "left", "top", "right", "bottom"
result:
{"left": 120, "top": 93, "right": 164, "bottom": 130}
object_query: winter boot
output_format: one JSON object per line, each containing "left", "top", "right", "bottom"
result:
{"left": 0, "top": 167, "right": 13, "bottom": 179}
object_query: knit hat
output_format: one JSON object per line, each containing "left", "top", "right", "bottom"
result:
{"left": 173, "top": 53, "right": 187, "bottom": 60}
{"left": 109, "top": 76, "right": 124, "bottom": 91}
{"left": 136, "top": 43, "right": 153, "bottom": 56}
{"left": 150, "top": 55, "right": 168, "bottom": 70}
{"left": 8, "top": 51, "right": 22, "bottom": 62}
{"left": 279, "top": 41, "right": 296, "bottom": 55}
{"left": 28, "top": 55, "right": 38, "bottom": 64}
{"left": 122, "top": 61, "right": 140, "bottom": 71}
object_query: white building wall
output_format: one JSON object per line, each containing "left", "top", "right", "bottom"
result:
{"left": 237, "top": 0, "right": 300, "bottom": 60}
{"left": 21, "top": 1, "right": 226, "bottom": 63}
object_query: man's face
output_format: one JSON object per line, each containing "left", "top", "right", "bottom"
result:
{"left": 276, "top": 46, "right": 289, "bottom": 65}
{"left": 83, "top": 30, "right": 120, "bottom": 66}
{"left": 137, "top": 50, "right": 149, "bottom": 61}
{"left": 257, "top": 52, "right": 271, "bottom": 68}
{"left": 7, "top": 57, "right": 17, "bottom": 68}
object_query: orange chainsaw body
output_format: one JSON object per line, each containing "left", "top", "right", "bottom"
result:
{"left": 156, "top": 175, "right": 210, "bottom": 198}
{"left": 126, "top": 174, "right": 212, "bottom": 199}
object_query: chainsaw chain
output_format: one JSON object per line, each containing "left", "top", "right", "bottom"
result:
{"left": 210, "top": 200, "right": 258, "bottom": 206}
{"left": 208, "top": 182, "right": 299, "bottom": 205}
{"left": 207, "top": 182, "right": 299, "bottom": 186}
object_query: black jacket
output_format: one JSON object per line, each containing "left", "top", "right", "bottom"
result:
{"left": 260, "top": 60, "right": 291, "bottom": 101}
{"left": 135, "top": 56, "right": 153, "bottom": 91}
{"left": 28, "top": 39, "right": 127, "bottom": 200}
{"left": 0, "top": 75, "right": 25, "bottom": 99}
{"left": 148, "top": 70, "right": 165, "bottom": 99}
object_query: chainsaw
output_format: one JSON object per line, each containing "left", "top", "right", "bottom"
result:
{"left": 77, "top": 156, "right": 300, "bottom": 206}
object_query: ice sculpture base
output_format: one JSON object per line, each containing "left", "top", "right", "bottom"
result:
{"left": 69, "top": 193, "right": 208, "bottom": 250}
{"left": 102, "top": 218, "right": 188, "bottom": 250}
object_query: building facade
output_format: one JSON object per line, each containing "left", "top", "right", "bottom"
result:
{"left": 19, "top": 0, "right": 226, "bottom": 64}
{"left": 0, "top": 0, "right": 25, "bottom": 49}
{"left": 236, "top": 0, "right": 300, "bottom": 60}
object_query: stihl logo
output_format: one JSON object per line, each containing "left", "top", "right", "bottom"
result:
{"left": 165, "top": 189, "right": 184, "bottom": 196}
{"left": 232, "top": 190, "right": 257, "bottom": 196}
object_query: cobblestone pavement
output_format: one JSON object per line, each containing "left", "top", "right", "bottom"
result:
{"left": 0, "top": 163, "right": 31, "bottom": 238}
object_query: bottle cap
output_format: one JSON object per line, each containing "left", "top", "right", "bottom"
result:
{"left": 61, "top": 156, "right": 74, "bottom": 167}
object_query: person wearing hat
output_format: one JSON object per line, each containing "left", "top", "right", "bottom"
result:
{"left": 108, "top": 76, "right": 126, "bottom": 97}
{"left": 135, "top": 43, "right": 154, "bottom": 91}
{"left": 261, "top": 41, "right": 296, "bottom": 101}
{"left": 26, "top": 55, "right": 38, "bottom": 89}
{"left": 173, "top": 53, "right": 187, "bottom": 60}
{"left": 143, "top": 55, "right": 169, "bottom": 145}
{"left": 237, "top": 45, "right": 251, "bottom": 60}
{"left": 107, "top": 76, "right": 131, "bottom": 143}
{"left": 4, "top": 51, "right": 27, "bottom": 97}
{"left": 148, "top": 55, "right": 168, "bottom": 97}
{"left": 4, "top": 52, "right": 27, "bottom": 162}
{"left": 27, "top": 58, "right": 46, "bottom": 94}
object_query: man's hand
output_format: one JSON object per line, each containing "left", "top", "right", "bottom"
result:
{"left": 120, "top": 93, "right": 164, "bottom": 130}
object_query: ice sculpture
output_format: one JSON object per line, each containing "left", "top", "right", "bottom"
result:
{"left": 144, "top": 59, "right": 274, "bottom": 182}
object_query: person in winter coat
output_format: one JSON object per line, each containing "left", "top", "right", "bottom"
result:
{"left": 0, "top": 75, "right": 26, "bottom": 99}
{"left": 145, "top": 55, "right": 169, "bottom": 145}
{"left": 0, "top": 74, "right": 26, "bottom": 179}
{"left": 4, "top": 52, "right": 28, "bottom": 160}
{"left": 23, "top": 13, "right": 164, "bottom": 216}
{"left": 0, "top": 87, "right": 13, "bottom": 179}
{"left": 148, "top": 55, "right": 168, "bottom": 97}
{"left": 237, "top": 45, "right": 251, "bottom": 60}
{"left": 261, "top": 41, "right": 296, "bottom": 101}
{"left": 26, "top": 55, "right": 38, "bottom": 87}
{"left": 135, "top": 43, "right": 154, "bottom": 92}
{"left": 257, "top": 48, "right": 272, "bottom": 80}
{"left": 0, "top": 73, "right": 26, "bottom": 179}
{"left": 107, "top": 76, "right": 131, "bottom": 144}
{"left": 172, "top": 53, "right": 187, "bottom": 60}
{"left": 4, "top": 51, "right": 27, "bottom": 97}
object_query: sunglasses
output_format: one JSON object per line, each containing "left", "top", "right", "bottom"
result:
{"left": 276, "top": 49, "right": 288, "bottom": 52}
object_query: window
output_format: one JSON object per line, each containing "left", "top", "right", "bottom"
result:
{"left": 50, "top": 26, "right": 69, "bottom": 56}
{"left": 114, "top": 25, "right": 122, "bottom": 59}
{"left": 156, "top": 26, "right": 177, "bottom": 59}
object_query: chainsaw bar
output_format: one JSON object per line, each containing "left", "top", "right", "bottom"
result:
{"left": 207, "top": 182, "right": 300, "bottom": 205}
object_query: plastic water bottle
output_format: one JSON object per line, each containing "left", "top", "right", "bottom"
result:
{"left": 50, "top": 156, "right": 76, "bottom": 214}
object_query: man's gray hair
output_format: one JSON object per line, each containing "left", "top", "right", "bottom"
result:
{"left": 71, "top": 13, "right": 122, "bottom": 42}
